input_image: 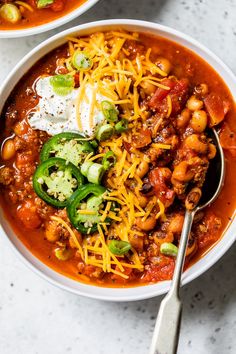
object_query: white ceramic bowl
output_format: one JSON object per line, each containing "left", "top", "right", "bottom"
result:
{"left": 0, "top": 19, "right": 235, "bottom": 301}
{"left": 0, "top": 0, "right": 100, "bottom": 38}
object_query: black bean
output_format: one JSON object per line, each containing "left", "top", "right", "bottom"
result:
{"left": 140, "top": 183, "right": 153, "bottom": 194}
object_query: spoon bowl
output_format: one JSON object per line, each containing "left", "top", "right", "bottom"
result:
{"left": 197, "top": 128, "right": 225, "bottom": 211}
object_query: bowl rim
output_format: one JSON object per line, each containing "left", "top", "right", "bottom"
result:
{"left": 0, "top": 0, "right": 100, "bottom": 38}
{"left": 0, "top": 19, "right": 236, "bottom": 301}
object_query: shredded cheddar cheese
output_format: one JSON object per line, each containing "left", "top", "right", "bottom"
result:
{"left": 87, "top": 153, "right": 105, "bottom": 162}
{"left": 15, "top": 1, "right": 34, "bottom": 11}
{"left": 152, "top": 143, "right": 171, "bottom": 150}
{"left": 64, "top": 31, "right": 174, "bottom": 125}
{"left": 167, "top": 95, "right": 172, "bottom": 118}
{"left": 77, "top": 210, "right": 97, "bottom": 215}
{"left": 100, "top": 201, "right": 112, "bottom": 222}
{"left": 50, "top": 216, "right": 84, "bottom": 260}
{"left": 56, "top": 30, "right": 172, "bottom": 279}
{"left": 155, "top": 199, "right": 166, "bottom": 220}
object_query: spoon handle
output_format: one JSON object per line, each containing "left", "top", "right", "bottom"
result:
{"left": 149, "top": 210, "right": 194, "bottom": 354}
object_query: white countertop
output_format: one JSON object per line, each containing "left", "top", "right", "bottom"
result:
{"left": 0, "top": 1, "right": 236, "bottom": 353}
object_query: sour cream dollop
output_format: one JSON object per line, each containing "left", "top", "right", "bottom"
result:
{"left": 28, "top": 76, "right": 110, "bottom": 137}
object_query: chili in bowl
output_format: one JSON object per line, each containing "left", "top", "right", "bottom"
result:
{"left": 0, "top": 0, "right": 100, "bottom": 37}
{"left": 0, "top": 20, "right": 235, "bottom": 301}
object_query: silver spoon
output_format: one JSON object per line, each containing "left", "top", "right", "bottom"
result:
{"left": 149, "top": 128, "right": 225, "bottom": 354}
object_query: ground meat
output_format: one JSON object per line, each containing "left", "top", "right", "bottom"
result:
{"left": 149, "top": 167, "right": 175, "bottom": 207}
{"left": 154, "top": 124, "right": 177, "bottom": 143}
{"left": 0, "top": 166, "right": 14, "bottom": 185}
{"left": 173, "top": 181, "right": 186, "bottom": 198}
{"left": 13, "top": 136, "right": 27, "bottom": 151}
{"left": 15, "top": 152, "right": 37, "bottom": 177}
{"left": 147, "top": 146, "right": 164, "bottom": 163}
{"left": 8, "top": 191, "right": 18, "bottom": 204}
{"left": 34, "top": 197, "right": 54, "bottom": 220}
{"left": 45, "top": 220, "right": 70, "bottom": 242}
{"left": 192, "top": 160, "right": 209, "bottom": 186}
{"left": 77, "top": 262, "right": 103, "bottom": 279}
{"left": 195, "top": 212, "right": 222, "bottom": 249}
{"left": 5, "top": 108, "right": 19, "bottom": 130}
{"left": 124, "top": 39, "right": 145, "bottom": 57}
{"left": 36, "top": 130, "right": 50, "bottom": 147}
{"left": 8, "top": 180, "right": 34, "bottom": 203}
{"left": 129, "top": 233, "right": 146, "bottom": 252}
{"left": 56, "top": 208, "right": 70, "bottom": 223}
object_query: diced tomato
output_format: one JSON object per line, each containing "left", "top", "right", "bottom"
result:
{"left": 123, "top": 140, "right": 132, "bottom": 152}
{"left": 132, "top": 128, "right": 152, "bottom": 148}
{"left": 149, "top": 78, "right": 189, "bottom": 115}
{"left": 149, "top": 78, "right": 175, "bottom": 107}
{"left": 204, "top": 93, "right": 230, "bottom": 126}
{"left": 219, "top": 122, "right": 236, "bottom": 158}
{"left": 141, "top": 256, "right": 175, "bottom": 282}
{"left": 17, "top": 200, "right": 42, "bottom": 229}
{"left": 149, "top": 167, "right": 175, "bottom": 207}
{"left": 50, "top": 0, "right": 65, "bottom": 12}
{"left": 74, "top": 73, "right": 80, "bottom": 88}
{"left": 169, "top": 78, "right": 189, "bottom": 114}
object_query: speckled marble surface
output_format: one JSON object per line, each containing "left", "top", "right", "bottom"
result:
{"left": 0, "top": 1, "right": 236, "bottom": 353}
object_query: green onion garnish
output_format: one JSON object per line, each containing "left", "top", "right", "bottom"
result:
{"left": 80, "top": 161, "right": 93, "bottom": 178}
{"left": 86, "top": 163, "right": 105, "bottom": 184}
{"left": 101, "top": 101, "right": 119, "bottom": 122}
{"left": 96, "top": 124, "right": 114, "bottom": 141}
{"left": 160, "top": 242, "right": 178, "bottom": 257}
{"left": 37, "top": 0, "right": 54, "bottom": 8}
{"left": 108, "top": 240, "right": 131, "bottom": 255}
{"left": 115, "top": 119, "right": 129, "bottom": 133}
{"left": 72, "top": 50, "right": 93, "bottom": 71}
{"left": 102, "top": 151, "right": 116, "bottom": 170}
{"left": 50, "top": 74, "right": 75, "bottom": 96}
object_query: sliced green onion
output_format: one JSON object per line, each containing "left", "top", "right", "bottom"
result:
{"left": 160, "top": 242, "right": 178, "bottom": 257}
{"left": 37, "top": 0, "right": 54, "bottom": 8}
{"left": 0, "top": 4, "right": 21, "bottom": 23}
{"left": 108, "top": 240, "right": 131, "bottom": 255}
{"left": 102, "top": 151, "right": 116, "bottom": 170}
{"left": 101, "top": 101, "right": 119, "bottom": 122}
{"left": 50, "top": 74, "right": 75, "bottom": 96}
{"left": 72, "top": 50, "right": 93, "bottom": 71}
{"left": 115, "top": 119, "right": 129, "bottom": 133}
{"left": 80, "top": 161, "right": 93, "bottom": 177}
{"left": 87, "top": 163, "right": 105, "bottom": 184}
{"left": 96, "top": 124, "right": 114, "bottom": 141}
